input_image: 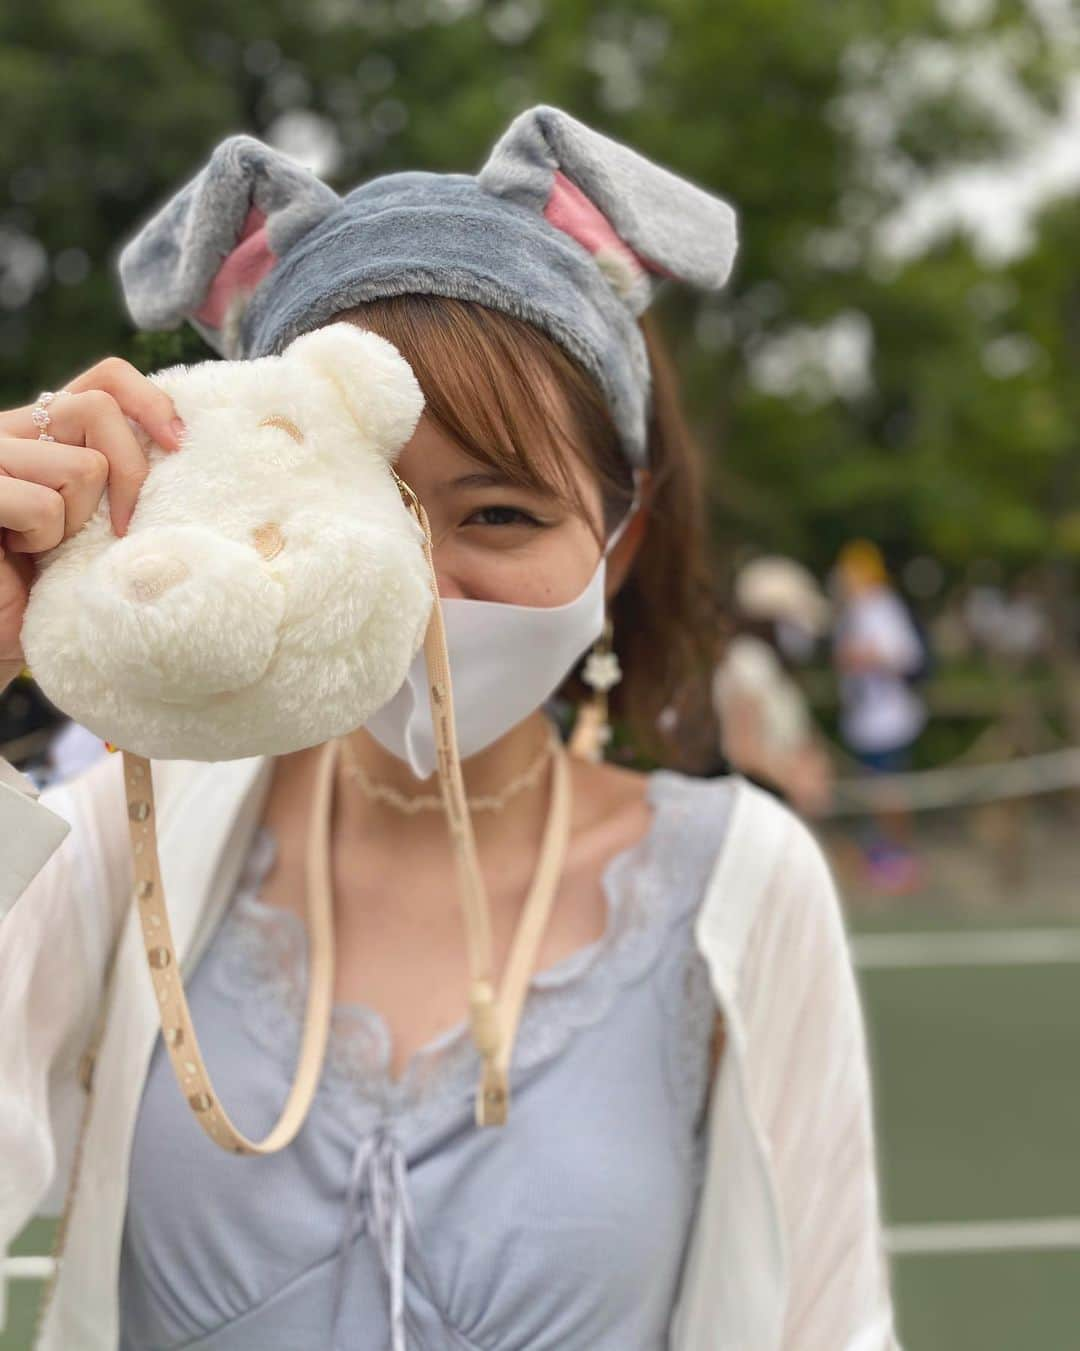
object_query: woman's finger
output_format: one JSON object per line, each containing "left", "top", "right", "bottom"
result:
{"left": 0, "top": 389, "right": 154, "bottom": 536}
{"left": 0, "top": 477, "right": 67, "bottom": 555}
{"left": 0, "top": 437, "right": 110, "bottom": 547}
{"left": 63, "top": 355, "right": 185, "bottom": 453}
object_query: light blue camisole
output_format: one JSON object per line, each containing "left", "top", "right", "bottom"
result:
{"left": 118, "top": 769, "right": 735, "bottom": 1350}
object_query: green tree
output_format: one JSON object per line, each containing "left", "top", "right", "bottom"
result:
{"left": 1, "top": 0, "right": 1077, "bottom": 593}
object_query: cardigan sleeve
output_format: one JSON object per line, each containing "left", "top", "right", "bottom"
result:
{"left": 0, "top": 748, "right": 134, "bottom": 1312}
{"left": 0, "top": 759, "right": 74, "bottom": 923}
{"left": 736, "top": 812, "right": 901, "bottom": 1351}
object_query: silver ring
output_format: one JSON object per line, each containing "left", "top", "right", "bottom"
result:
{"left": 31, "top": 388, "right": 69, "bottom": 442}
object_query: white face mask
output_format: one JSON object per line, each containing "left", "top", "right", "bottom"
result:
{"left": 364, "top": 474, "right": 643, "bottom": 779}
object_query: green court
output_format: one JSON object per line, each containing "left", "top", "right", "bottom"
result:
{"left": 851, "top": 903, "right": 1080, "bottom": 1350}
{"left": 4, "top": 901, "right": 1079, "bottom": 1350}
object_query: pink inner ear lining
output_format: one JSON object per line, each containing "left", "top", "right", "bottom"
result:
{"left": 542, "top": 170, "right": 677, "bottom": 282}
{"left": 194, "top": 204, "right": 278, "bottom": 329}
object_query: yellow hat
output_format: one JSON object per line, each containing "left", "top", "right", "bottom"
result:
{"left": 837, "top": 538, "right": 887, "bottom": 588}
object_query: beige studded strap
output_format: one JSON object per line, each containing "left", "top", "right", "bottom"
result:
{"left": 121, "top": 470, "right": 573, "bottom": 1151}
{"left": 120, "top": 738, "right": 338, "bottom": 1155}
{"left": 391, "top": 469, "right": 574, "bottom": 1126}
{"left": 492, "top": 744, "right": 571, "bottom": 1077}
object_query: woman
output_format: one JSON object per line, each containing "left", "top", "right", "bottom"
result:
{"left": 832, "top": 539, "right": 927, "bottom": 893}
{"left": 0, "top": 107, "right": 899, "bottom": 1348}
{"left": 712, "top": 555, "right": 834, "bottom": 817}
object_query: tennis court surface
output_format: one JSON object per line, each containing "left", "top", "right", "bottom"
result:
{"left": 850, "top": 898, "right": 1080, "bottom": 1350}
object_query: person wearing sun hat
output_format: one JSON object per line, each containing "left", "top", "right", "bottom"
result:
{"left": 712, "top": 555, "right": 835, "bottom": 816}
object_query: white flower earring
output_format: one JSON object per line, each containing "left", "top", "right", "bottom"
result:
{"left": 569, "top": 614, "right": 622, "bottom": 762}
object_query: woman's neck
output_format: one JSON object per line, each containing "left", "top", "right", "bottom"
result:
{"left": 328, "top": 709, "right": 560, "bottom": 855}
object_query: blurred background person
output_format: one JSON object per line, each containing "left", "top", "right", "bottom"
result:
{"left": 832, "top": 538, "right": 928, "bottom": 892}
{"left": 712, "top": 554, "right": 834, "bottom": 817}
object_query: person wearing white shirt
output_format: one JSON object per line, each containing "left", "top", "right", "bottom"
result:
{"left": 833, "top": 540, "right": 927, "bottom": 893}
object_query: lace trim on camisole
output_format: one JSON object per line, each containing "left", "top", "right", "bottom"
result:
{"left": 207, "top": 770, "right": 722, "bottom": 1136}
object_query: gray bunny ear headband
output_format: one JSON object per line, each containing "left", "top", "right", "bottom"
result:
{"left": 117, "top": 105, "right": 738, "bottom": 469}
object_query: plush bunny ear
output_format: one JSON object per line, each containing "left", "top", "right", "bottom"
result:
{"left": 476, "top": 106, "right": 737, "bottom": 316}
{"left": 117, "top": 135, "right": 341, "bottom": 356}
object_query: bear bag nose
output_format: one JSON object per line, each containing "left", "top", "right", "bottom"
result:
{"left": 125, "top": 553, "right": 192, "bottom": 603}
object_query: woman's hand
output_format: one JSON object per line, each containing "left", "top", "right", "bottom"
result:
{"left": 0, "top": 357, "right": 185, "bottom": 667}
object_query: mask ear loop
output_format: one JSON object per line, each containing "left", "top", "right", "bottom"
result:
{"left": 568, "top": 468, "right": 646, "bottom": 763}
{"left": 602, "top": 467, "right": 647, "bottom": 560}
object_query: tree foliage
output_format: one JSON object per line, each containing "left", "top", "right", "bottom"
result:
{"left": 1, "top": 0, "right": 1077, "bottom": 584}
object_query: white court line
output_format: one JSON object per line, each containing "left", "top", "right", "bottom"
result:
{"left": 887, "top": 1217, "right": 1080, "bottom": 1255}
{"left": 9, "top": 1226, "right": 1079, "bottom": 1271}
{"left": 852, "top": 928, "right": 1080, "bottom": 969}
{"left": 2, "top": 1255, "right": 55, "bottom": 1280}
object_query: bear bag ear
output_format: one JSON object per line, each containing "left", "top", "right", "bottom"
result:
{"left": 284, "top": 324, "right": 426, "bottom": 460}
{"left": 115, "top": 134, "right": 341, "bottom": 357}
{"left": 476, "top": 104, "right": 738, "bottom": 315}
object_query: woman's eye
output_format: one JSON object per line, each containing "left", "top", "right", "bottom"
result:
{"left": 465, "top": 505, "right": 543, "bottom": 528}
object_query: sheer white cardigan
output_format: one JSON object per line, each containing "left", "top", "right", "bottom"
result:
{"left": 0, "top": 748, "right": 900, "bottom": 1349}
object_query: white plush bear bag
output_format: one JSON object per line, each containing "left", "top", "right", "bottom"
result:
{"left": 25, "top": 324, "right": 433, "bottom": 760}
{"left": 21, "top": 323, "right": 573, "bottom": 1154}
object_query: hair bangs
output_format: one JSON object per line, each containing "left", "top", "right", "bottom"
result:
{"left": 333, "top": 293, "right": 615, "bottom": 544}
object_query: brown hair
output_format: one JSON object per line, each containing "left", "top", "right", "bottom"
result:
{"left": 333, "top": 293, "right": 722, "bottom": 772}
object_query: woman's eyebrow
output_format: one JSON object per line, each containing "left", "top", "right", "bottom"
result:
{"left": 441, "top": 470, "right": 517, "bottom": 492}
{"left": 437, "top": 469, "right": 557, "bottom": 500}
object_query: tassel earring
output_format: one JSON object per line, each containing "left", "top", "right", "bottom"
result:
{"left": 569, "top": 614, "right": 622, "bottom": 762}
